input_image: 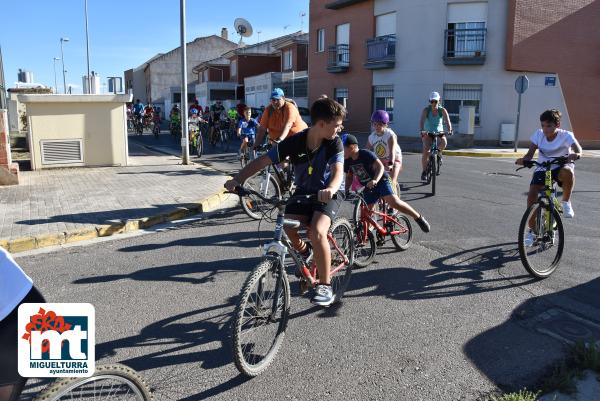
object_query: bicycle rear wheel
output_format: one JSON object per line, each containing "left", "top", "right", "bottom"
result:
{"left": 350, "top": 197, "right": 376, "bottom": 268}
{"left": 231, "top": 259, "right": 290, "bottom": 377}
{"left": 35, "top": 363, "right": 153, "bottom": 401}
{"left": 389, "top": 214, "right": 413, "bottom": 251}
{"left": 328, "top": 217, "right": 354, "bottom": 303}
{"left": 518, "top": 202, "right": 564, "bottom": 278}
{"left": 241, "top": 171, "right": 281, "bottom": 220}
{"left": 196, "top": 135, "right": 203, "bottom": 158}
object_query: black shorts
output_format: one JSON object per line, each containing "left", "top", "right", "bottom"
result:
{"left": 531, "top": 169, "right": 562, "bottom": 187}
{"left": 0, "top": 286, "right": 45, "bottom": 385}
{"left": 285, "top": 190, "right": 344, "bottom": 222}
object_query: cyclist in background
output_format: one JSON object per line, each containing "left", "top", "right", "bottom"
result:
{"left": 209, "top": 100, "right": 226, "bottom": 141}
{"left": 237, "top": 106, "right": 259, "bottom": 159}
{"left": 254, "top": 88, "right": 308, "bottom": 147}
{"left": 344, "top": 134, "right": 430, "bottom": 232}
{"left": 132, "top": 99, "right": 144, "bottom": 125}
{"left": 419, "top": 91, "right": 452, "bottom": 181}
{"left": 516, "top": 109, "right": 582, "bottom": 244}
{"left": 0, "top": 247, "right": 46, "bottom": 401}
{"left": 367, "top": 110, "right": 403, "bottom": 192}
{"left": 225, "top": 98, "right": 346, "bottom": 306}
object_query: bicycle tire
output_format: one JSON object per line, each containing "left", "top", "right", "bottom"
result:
{"left": 518, "top": 202, "right": 564, "bottom": 278}
{"left": 196, "top": 135, "right": 203, "bottom": 158}
{"left": 34, "top": 363, "right": 153, "bottom": 401}
{"left": 431, "top": 154, "right": 437, "bottom": 195}
{"left": 353, "top": 226, "right": 376, "bottom": 268}
{"left": 231, "top": 258, "right": 290, "bottom": 377}
{"left": 241, "top": 172, "right": 282, "bottom": 220}
{"left": 328, "top": 217, "right": 354, "bottom": 303}
{"left": 389, "top": 214, "right": 413, "bottom": 251}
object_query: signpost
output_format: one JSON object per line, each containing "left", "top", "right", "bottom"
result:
{"left": 514, "top": 75, "right": 529, "bottom": 152}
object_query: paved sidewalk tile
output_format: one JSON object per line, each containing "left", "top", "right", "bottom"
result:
{"left": 0, "top": 144, "right": 228, "bottom": 242}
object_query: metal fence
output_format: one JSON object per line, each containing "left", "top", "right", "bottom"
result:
{"left": 444, "top": 28, "right": 487, "bottom": 58}
{"left": 366, "top": 35, "right": 396, "bottom": 62}
{"left": 328, "top": 44, "right": 350, "bottom": 68}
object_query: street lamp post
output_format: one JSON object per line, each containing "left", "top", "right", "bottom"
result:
{"left": 180, "top": 0, "right": 190, "bottom": 164}
{"left": 84, "top": 0, "right": 91, "bottom": 94}
{"left": 60, "top": 37, "right": 69, "bottom": 94}
{"left": 53, "top": 57, "right": 61, "bottom": 94}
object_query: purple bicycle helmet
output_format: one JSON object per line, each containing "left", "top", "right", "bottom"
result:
{"left": 371, "top": 110, "right": 390, "bottom": 124}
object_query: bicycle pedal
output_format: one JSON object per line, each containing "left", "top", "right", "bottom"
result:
{"left": 299, "top": 279, "right": 309, "bottom": 295}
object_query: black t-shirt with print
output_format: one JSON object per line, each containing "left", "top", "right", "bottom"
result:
{"left": 344, "top": 149, "right": 389, "bottom": 186}
{"left": 267, "top": 129, "right": 344, "bottom": 193}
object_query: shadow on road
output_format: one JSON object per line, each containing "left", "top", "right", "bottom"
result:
{"left": 464, "top": 276, "right": 600, "bottom": 393}
{"left": 346, "top": 242, "right": 534, "bottom": 301}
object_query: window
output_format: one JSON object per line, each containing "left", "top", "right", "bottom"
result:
{"left": 317, "top": 29, "right": 325, "bottom": 52}
{"left": 375, "top": 13, "right": 396, "bottom": 37}
{"left": 373, "top": 85, "right": 394, "bottom": 122}
{"left": 283, "top": 50, "right": 293, "bottom": 70}
{"left": 230, "top": 59, "right": 237, "bottom": 77}
{"left": 443, "top": 84, "right": 482, "bottom": 125}
{"left": 335, "top": 88, "right": 348, "bottom": 117}
{"left": 173, "top": 93, "right": 181, "bottom": 103}
{"left": 446, "top": 2, "right": 487, "bottom": 58}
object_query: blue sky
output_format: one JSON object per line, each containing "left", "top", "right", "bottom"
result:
{"left": 2, "top": 0, "right": 309, "bottom": 94}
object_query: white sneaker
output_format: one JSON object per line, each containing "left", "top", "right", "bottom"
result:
{"left": 311, "top": 284, "right": 335, "bottom": 306}
{"left": 524, "top": 230, "right": 536, "bottom": 247}
{"left": 562, "top": 201, "right": 574, "bottom": 218}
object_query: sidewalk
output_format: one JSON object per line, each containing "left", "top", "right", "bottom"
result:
{"left": 0, "top": 142, "right": 231, "bottom": 253}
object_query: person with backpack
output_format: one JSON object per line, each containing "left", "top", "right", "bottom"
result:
{"left": 254, "top": 88, "right": 308, "bottom": 148}
{"left": 419, "top": 91, "right": 453, "bottom": 181}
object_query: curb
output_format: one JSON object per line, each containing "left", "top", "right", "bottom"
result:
{"left": 0, "top": 188, "right": 232, "bottom": 254}
{"left": 443, "top": 150, "right": 527, "bottom": 158}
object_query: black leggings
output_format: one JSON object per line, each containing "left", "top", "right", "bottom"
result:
{"left": 0, "top": 286, "right": 45, "bottom": 401}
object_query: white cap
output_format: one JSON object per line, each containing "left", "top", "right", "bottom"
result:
{"left": 429, "top": 91, "right": 441, "bottom": 101}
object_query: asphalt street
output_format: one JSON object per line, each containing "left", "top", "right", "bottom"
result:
{"left": 14, "top": 147, "right": 600, "bottom": 401}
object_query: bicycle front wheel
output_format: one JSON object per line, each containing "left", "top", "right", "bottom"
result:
{"left": 35, "top": 363, "right": 153, "bottom": 401}
{"left": 196, "top": 135, "right": 203, "bottom": 158}
{"left": 232, "top": 259, "right": 290, "bottom": 377}
{"left": 389, "top": 214, "right": 413, "bottom": 251}
{"left": 241, "top": 171, "right": 281, "bottom": 220}
{"left": 328, "top": 217, "right": 354, "bottom": 303}
{"left": 518, "top": 202, "right": 564, "bottom": 278}
{"left": 431, "top": 154, "right": 437, "bottom": 195}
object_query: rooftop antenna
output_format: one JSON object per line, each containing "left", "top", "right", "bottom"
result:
{"left": 234, "top": 18, "right": 253, "bottom": 45}
{"left": 257, "top": 30, "right": 262, "bottom": 44}
{"left": 300, "top": 12, "right": 306, "bottom": 32}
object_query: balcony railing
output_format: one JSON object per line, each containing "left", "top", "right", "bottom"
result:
{"left": 327, "top": 44, "right": 350, "bottom": 73}
{"left": 364, "top": 35, "right": 396, "bottom": 69}
{"left": 444, "top": 28, "right": 487, "bottom": 65}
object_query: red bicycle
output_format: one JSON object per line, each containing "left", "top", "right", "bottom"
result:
{"left": 350, "top": 190, "right": 412, "bottom": 268}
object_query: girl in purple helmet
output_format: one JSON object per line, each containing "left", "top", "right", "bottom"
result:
{"left": 366, "top": 110, "right": 402, "bottom": 194}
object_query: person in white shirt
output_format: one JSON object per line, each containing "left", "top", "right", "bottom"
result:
{"left": 366, "top": 110, "right": 402, "bottom": 194}
{"left": 0, "top": 247, "right": 45, "bottom": 401}
{"left": 516, "top": 109, "right": 582, "bottom": 223}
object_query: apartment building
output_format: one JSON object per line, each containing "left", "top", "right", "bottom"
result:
{"left": 192, "top": 32, "right": 309, "bottom": 109}
{"left": 309, "top": 0, "right": 599, "bottom": 146}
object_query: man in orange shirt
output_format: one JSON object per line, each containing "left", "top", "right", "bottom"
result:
{"left": 254, "top": 88, "right": 308, "bottom": 148}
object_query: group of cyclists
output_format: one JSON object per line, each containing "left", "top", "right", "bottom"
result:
{"left": 224, "top": 88, "right": 583, "bottom": 306}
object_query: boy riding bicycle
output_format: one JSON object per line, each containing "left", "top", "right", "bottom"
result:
{"left": 366, "top": 110, "right": 403, "bottom": 191}
{"left": 237, "top": 106, "right": 259, "bottom": 160}
{"left": 225, "top": 98, "right": 347, "bottom": 306}
{"left": 343, "top": 134, "right": 431, "bottom": 233}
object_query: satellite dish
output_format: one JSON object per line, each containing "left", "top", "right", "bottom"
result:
{"left": 234, "top": 18, "right": 253, "bottom": 44}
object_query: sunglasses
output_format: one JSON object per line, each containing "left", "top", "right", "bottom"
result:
{"left": 430, "top": 100, "right": 439, "bottom": 104}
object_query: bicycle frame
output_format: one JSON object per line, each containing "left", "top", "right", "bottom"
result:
{"left": 539, "top": 168, "right": 562, "bottom": 233}
{"left": 357, "top": 197, "right": 408, "bottom": 241}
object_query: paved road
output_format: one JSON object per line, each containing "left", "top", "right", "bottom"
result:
{"left": 16, "top": 154, "right": 600, "bottom": 401}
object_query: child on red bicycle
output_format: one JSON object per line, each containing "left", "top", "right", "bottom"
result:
{"left": 343, "top": 134, "right": 431, "bottom": 233}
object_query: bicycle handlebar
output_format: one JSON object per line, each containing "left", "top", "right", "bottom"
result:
{"left": 227, "top": 186, "right": 337, "bottom": 206}
{"left": 516, "top": 156, "right": 570, "bottom": 171}
{"left": 421, "top": 131, "right": 453, "bottom": 137}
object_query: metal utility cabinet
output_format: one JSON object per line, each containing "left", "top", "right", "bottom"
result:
{"left": 18, "top": 94, "right": 132, "bottom": 170}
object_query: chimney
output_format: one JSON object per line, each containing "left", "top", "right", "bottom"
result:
{"left": 221, "top": 28, "right": 228, "bottom": 40}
